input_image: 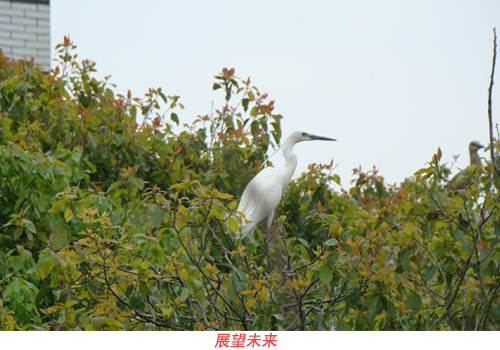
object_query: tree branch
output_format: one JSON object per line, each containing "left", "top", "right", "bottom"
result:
{"left": 488, "top": 28, "right": 499, "bottom": 177}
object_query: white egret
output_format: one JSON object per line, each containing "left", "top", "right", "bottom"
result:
{"left": 448, "top": 141, "right": 484, "bottom": 189}
{"left": 236, "top": 131, "right": 336, "bottom": 270}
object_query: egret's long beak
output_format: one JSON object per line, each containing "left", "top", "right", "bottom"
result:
{"left": 309, "top": 134, "right": 337, "bottom": 141}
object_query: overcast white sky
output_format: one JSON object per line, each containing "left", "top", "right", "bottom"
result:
{"left": 51, "top": 1, "right": 500, "bottom": 188}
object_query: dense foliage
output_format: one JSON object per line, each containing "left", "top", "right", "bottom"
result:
{"left": 1, "top": 38, "right": 500, "bottom": 331}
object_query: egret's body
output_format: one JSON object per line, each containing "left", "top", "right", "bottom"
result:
{"left": 448, "top": 141, "right": 484, "bottom": 190}
{"left": 237, "top": 131, "right": 336, "bottom": 270}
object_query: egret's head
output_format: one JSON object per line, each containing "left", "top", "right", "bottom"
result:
{"left": 469, "top": 141, "right": 485, "bottom": 153}
{"left": 287, "top": 131, "right": 337, "bottom": 144}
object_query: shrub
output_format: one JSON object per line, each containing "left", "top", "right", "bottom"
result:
{"left": 1, "top": 38, "right": 499, "bottom": 331}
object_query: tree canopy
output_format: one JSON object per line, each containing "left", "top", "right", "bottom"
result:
{"left": 1, "top": 37, "right": 500, "bottom": 331}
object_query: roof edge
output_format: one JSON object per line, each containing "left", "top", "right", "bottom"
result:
{"left": 1, "top": 0, "right": 50, "bottom": 4}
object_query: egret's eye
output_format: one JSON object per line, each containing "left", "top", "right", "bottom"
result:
{"left": 302, "top": 132, "right": 307, "bottom": 137}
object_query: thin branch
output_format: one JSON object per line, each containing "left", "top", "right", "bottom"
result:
{"left": 488, "top": 28, "right": 499, "bottom": 177}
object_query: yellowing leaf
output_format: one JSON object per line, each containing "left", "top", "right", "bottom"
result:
{"left": 180, "top": 269, "right": 188, "bottom": 280}
{"left": 227, "top": 217, "right": 239, "bottom": 232}
{"left": 176, "top": 218, "right": 187, "bottom": 230}
{"left": 404, "top": 202, "right": 413, "bottom": 214}
{"left": 211, "top": 204, "right": 225, "bottom": 220}
{"left": 299, "top": 279, "right": 310, "bottom": 288}
{"left": 404, "top": 223, "right": 413, "bottom": 235}
{"left": 398, "top": 301, "right": 406, "bottom": 313}
{"left": 255, "top": 281, "right": 262, "bottom": 290}
{"left": 216, "top": 193, "right": 233, "bottom": 199}
{"left": 163, "top": 307, "right": 173, "bottom": 317}
{"left": 245, "top": 298, "right": 256, "bottom": 309}
{"left": 64, "top": 208, "right": 73, "bottom": 223}
{"left": 40, "top": 259, "right": 54, "bottom": 279}
{"left": 259, "top": 291, "right": 266, "bottom": 302}
{"left": 177, "top": 205, "right": 188, "bottom": 217}
{"left": 91, "top": 316, "right": 105, "bottom": 330}
{"left": 122, "top": 243, "right": 134, "bottom": 251}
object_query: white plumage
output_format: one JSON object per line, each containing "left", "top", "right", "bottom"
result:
{"left": 236, "top": 131, "right": 336, "bottom": 270}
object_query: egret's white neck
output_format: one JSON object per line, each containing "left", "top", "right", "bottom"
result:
{"left": 280, "top": 137, "right": 298, "bottom": 192}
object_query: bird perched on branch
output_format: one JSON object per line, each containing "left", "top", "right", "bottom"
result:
{"left": 448, "top": 141, "right": 485, "bottom": 190}
{"left": 236, "top": 131, "right": 336, "bottom": 271}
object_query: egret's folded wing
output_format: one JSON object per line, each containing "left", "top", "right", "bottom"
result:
{"left": 237, "top": 167, "right": 281, "bottom": 233}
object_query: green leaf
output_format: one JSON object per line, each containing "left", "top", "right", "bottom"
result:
{"left": 242, "top": 98, "right": 249, "bottom": 112}
{"left": 380, "top": 296, "right": 397, "bottom": 319}
{"left": 49, "top": 223, "right": 67, "bottom": 251}
{"left": 273, "top": 314, "right": 283, "bottom": 321}
{"left": 403, "top": 251, "right": 411, "bottom": 272}
{"left": 170, "top": 112, "right": 179, "bottom": 126}
{"left": 35, "top": 286, "right": 54, "bottom": 309}
{"left": 129, "top": 294, "right": 145, "bottom": 312}
{"left": 131, "top": 178, "right": 145, "bottom": 189}
{"left": 180, "top": 287, "right": 189, "bottom": 302}
{"left": 404, "top": 292, "right": 422, "bottom": 310}
{"left": 71, "top": 148, "right": 84, "bottom": 162}
{"left": 422, "top": 265, "right": 437, "bottom": 282}
{"left": 340, "top": 242, "right": 353, "bottom": 255}
{"left": 11, "top": 145, "right": 22, "bottom": 157}
{"left": 451, "top": 227, "right": 471, "bottom": 253}
{"left": 314, "top": 310, "right": 323, "bottom": 330}
{"left": 159, "top": 91, "right": 167, "bottom": 103}
{"left": 24, "top": 219, "right": 36, "bottom": 234}
{"left": 250, "top": 106, "right": 258, "bottom": 117}
{"left": 375, "top": 181, "right": 386, "bottom": 198}
{"left": 151, "top": 245, "right": 165, "bottom": 260}
{"left": 11, "top": 256, "right": 24, "bottom": 272}
{"left": 212, "top": 83, "right": 222, "bottom": 90}
{"left": 319, "top": 264, "right": 333, "bottom": 285}
{"left": 130, "top": 105, "right": 137, "bottom": 120}
{"left": 152, "top": 210, "right": 163, "bottom": 228}
{"left": 298, "top": 238, "right": 309, "bottom": 248}
{"left": 435, "top": 191, "right": 447, "bottom": 207}
{"left": 324, "top": 238, "right": 338, "bottom": 246}
{"left": 493, "top": 173, "right": 500, "bottom": 191}
{"left": 27, "top": 259, "right": 46, "bottom": 274}
{"left": 38, "top": 92, "right": 49, "bottom": 101}
{"left": 13, "top": 228, "right": 23, "bottom": 240}
{"left": 107, "top": 181, "right": 121, "bottom": 192}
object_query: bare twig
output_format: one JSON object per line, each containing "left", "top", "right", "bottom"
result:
{"left": 488, "top": 28, "right": 499, "bottom": 177}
